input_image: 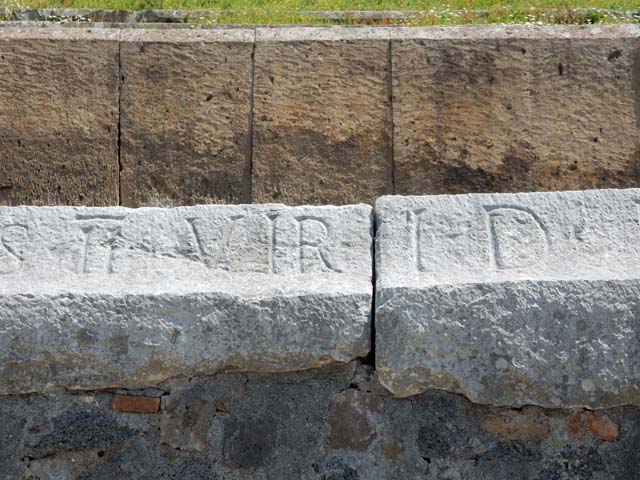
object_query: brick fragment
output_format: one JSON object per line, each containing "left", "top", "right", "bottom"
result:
{"left": 113, "top": 395, "right": 160, "bottom": 414}
{"left": 569, "top": 411, "right": 619, "bottom": 442}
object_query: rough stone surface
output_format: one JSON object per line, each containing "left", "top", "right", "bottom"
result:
{"left": 392, "top": 25, "right": 640, "bottom": 195}
{"left": 2, "top": 25, "right": 640, "bottom": 207}
{"left": 252, "top": 28, "right": 392, "bottom": 205}
{"left": 1, "top": 362, "right": 639, "bottom": 479}
{"left": 376, "top": 189, "right": 640, "bottom": 408}
{"left": 120, "top": 29, "right": 254, "bottom": 206}
{"left": 0, "top": 204, "right": 372, "bottom": 393}
{"left": 0, "top": 27, "right": 119, "bottom": 206}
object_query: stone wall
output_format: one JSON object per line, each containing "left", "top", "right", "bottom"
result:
{"left": 1, "top": 24, "right": 639, "bottom": 206}
{"left": 2, "top": 191, "right": 640, "bottom": 478}
{"left": 2, "top": 23, "right": 640, "bottom": 480}
{"left": 3, "top": 362, "right": 639, "bottom": 479}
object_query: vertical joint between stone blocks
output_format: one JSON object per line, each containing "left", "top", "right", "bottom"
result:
{"left": 363, "top": 210, "right": 377, "bottom": 367}
{"left": 116, "top": 38, "right": 123, "bottom": 206}
{"left": 243, "top": 31, "right": 257, "bottom": 204}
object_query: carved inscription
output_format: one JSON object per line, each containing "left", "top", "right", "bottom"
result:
{"left": 406, "top": 209, "right": 427, "bottom": 272}
{"left": 44, "top": 210, "right": 344, "bottom": 276}
{"left": 297, "top": 216, "right": 339, "bottom": 273}
{"left": 484, "top": 206, "right": 549, "bottom": 270}
{"left": 405, "top": 208, "right": 477, "bottom": 273}
{"left": 0, "top": 224, "right": 28, "bottom": 274}
{"left": 0, "top": 205, "right": 365, "bottom": 278}
{"left": 405, "top": 205, "right": 550, "bottom": 272}
{"left": 75, "top": 215, "right": 125, "bottom": 274}
{"left": 186, "top": 215, "right": 248, "bottom": 270}
{"left": 187, "top": 213, "right": 339, "bottom": 274}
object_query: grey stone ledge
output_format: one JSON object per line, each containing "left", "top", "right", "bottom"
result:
{"left": 0, "top": 23, "right": 121, "bottom": 40}
{"left": 375, "top": 189, "right": 640, "bottom": 408}
{"left": 0, "top": 23, "right": 638, "bottom": 40}
{"left": 255, "top": 26, "right": 391, "bottom": 42}
{"left": 120, "top": 27, "right": 255, "bottom": 43}
{"left": 388, "top": 23, "right": 640, "bottom": 40}
{"left": 0, "top": 204, "right": 373, "bottom": 394}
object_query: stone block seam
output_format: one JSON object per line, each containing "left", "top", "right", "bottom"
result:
{"left": 2, "top": 25, "right": 640, "bottom": 206}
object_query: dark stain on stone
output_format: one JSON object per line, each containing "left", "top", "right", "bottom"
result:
{"left": 222, "top": 416, "right": 277, "bottom": 469}
{"left": 321, "top": 458, "right": 361, "bottom": 480}
{"left": 480, "top": 441, "right": 541, "bottom": 462}
{"left": 608, "top": 49, "right": 622, "bottom": 62}
{"left": 121, "top": 130, "right": 247, "bottom": 206}
{"left": 0, "top": 185, "right": 12, "bottom": 205}
{"left": 436, "top": 48, "right": 496, "bottom": 86}
{"left": 26, "top": 411, "right": 137, "bottom": 458}
{"left": 254, "top": 126, "right": 390, "bottom": 204}
{"left": 501, "top": 144, "right": 535, "bottom": 186}
{"left": 405, "top": 141, "right": 534, "bottom": 195}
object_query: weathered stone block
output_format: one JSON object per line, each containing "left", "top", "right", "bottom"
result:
{"left": 0, "top": 204, "right": 372, "bottom": 393}
{"left": 391, "top": 25, "right": 640, "bottom": 195}
{"left": 376, "top": 189, "right": 640, "bottom": 408}
{"left": 120, "top": 29, "right": 254, "bottom": 206}
{"left": 0, "top": 27, "right": 119, "bottom": 206}
{"left": 252, "top": 27, "right": 392, "bottom": 205}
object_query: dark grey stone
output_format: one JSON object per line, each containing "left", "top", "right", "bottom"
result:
{"left": 0, "top": 362, "right": 638, "bottom": 479}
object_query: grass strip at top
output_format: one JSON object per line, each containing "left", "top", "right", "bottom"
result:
{"left": 1, "top": 0, "right": 639, "bottom": 25}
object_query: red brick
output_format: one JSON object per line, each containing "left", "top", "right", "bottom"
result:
{"left": 568, "top": 411, "right": 619, "bottom": 442}
{"left": 113, "top": 395, "right": 160, "bottom": 414}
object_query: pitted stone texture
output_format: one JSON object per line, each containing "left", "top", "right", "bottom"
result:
{"left": 392, "top": 25, "right": 640, "bottom": 196}
{"left": 120, "top": 29, "right": 254, "bottom": 207}
{"left": 0, "top": 204, "right": 372, "bottom": 393}
{"left": 2, "top": 363, "right": 640, "bottom": 479}
{"left": 0, "top": 27, "right": 119, "bottom": 206}
{"left": 252, "top": 28, "right": 392, "bottom": 205}
{"left": 376, "top": 189, "right": 640, "bottom": 408}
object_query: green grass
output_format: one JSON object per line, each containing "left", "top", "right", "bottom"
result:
{"left": 2, "top": 0, "right": 639, "bottom": 25}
